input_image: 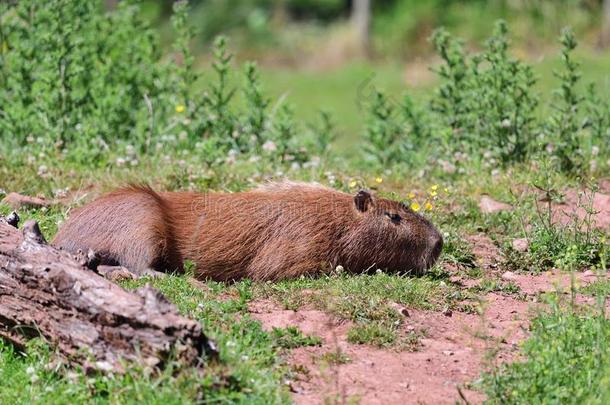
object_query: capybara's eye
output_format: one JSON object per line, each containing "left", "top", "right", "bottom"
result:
{"left": 385, "top": 212, "right": 402, "bottom": 222}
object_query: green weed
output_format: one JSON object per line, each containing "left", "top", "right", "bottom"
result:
{"left": 483, "top": 297, "right": 610, "bottom": 404}
{"left": 271, "top": 327, "right": 322, "bottom": 350}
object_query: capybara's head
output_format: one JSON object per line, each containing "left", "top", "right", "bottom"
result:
{"left": 341, "top": 190, "right": 443, "bottom": 275}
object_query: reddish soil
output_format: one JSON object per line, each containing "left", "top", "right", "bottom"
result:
{"left": 251, "top": 292, "right": 536, "bottom": 404}
{"left": 551, "top": 189, "right": 610, "bottom": 230}
{"left": 249, "top": 230, "right": 608, "bottom": 404}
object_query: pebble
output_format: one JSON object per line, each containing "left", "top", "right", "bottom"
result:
{"left": 511, "top": 238, "right": 529, "bottom": 252}
{"left": 479, "top": 195, "right": 512, "bottom": 214}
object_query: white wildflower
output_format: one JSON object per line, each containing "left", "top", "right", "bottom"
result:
{"left": 262, "top": 140, "right": 277, "bottom": 152}
{"left": 591, "top": 146, "right": 599, "bottom": 156}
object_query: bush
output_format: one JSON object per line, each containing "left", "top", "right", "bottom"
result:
{"left": 0, "top": 0, "right": 330, "bottom": 168}
{"left": 363, "top": 20, "right": 609, "bottom": 177}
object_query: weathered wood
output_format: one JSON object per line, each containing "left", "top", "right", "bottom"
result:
{"left": 0, "top": 215, "right": 216, "bottom": 373}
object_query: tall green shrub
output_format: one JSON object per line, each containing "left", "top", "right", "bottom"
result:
{"left": 0, "top": 0, "right": 330, "bottom": 167}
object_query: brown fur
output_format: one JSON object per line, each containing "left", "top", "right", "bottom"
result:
{"left": 53, "top": 182, "right": 443, "bottom": 281}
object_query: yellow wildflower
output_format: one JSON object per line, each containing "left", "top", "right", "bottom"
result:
{"left": 407, "top": 192, "right": 416, "bottom": 199}
{"left": 410, "top": 202, "right": 421, "bottom": 212}
{"left": 349, "top": 180, "right": 358, "bottom": 188}
{"left": 175, "top": 104, "right": 186, "bottom": 113}
{"left": 375, "top": 177, "right": 383, "bottom": 184}
{"left": 444, "top": 187, "right": 449, "bottom": 193}
{"left": 429, "top": 190, "right": 438, "bottom": 197}
{"left": 425, "top": 201, "right": 433, "bottom": 211}
{"left": 430, "top": 184, "right": 439, "bottom": 191}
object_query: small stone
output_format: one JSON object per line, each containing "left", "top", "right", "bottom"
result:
{"left": 442, "top": 350, "right": 454, "bottom": 356}
{"left": 442, "top": 308, "right": 453, "bottom": 317}
{"left": 583, "top": 270, "right": 596, "bottom": 277}
{"left": 391, "top": 302, "right": 410, "bottom": 317}
{"left": 479, "top": 195, "right": 512, "bottom": 214}
{"left": 501, "top": 271, "right": 518, "bottom": 281}
{"left": 95, "top": 361, "right": 114, "bottom": 372}
{"left": 512, "top": 238, "right": 529, "bottom": 252}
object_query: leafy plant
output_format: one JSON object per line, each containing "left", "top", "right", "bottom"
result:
{"left": 362, "top": 21, "right": 609, "bottom": 176}
{"left": 483, "top": 297, "right": 610, "bottom": 404}
{"left": 271, "top": 326, "right": 322, "bottom": 349}
{"left": 0, "top": 0, "right": 331, "bottom": 172}
{"left": 546, "top": 28, "right": 586, "bottom": 173}
{"left": 430, "top": 21, "right": 538, "bottom": 163}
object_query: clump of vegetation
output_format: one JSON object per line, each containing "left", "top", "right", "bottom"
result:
{"left": 318, "top": 350, "right": 352, "bottom": 365}
{"left": 363, "top": 21, "right": 609, "bottom": 178}
{"left": 0, "top": 0, "right": 332, "bottom": 173}
{"left": 503, "top": 165, "right": 609, "bottom": 273}
{"left": 483, "top": 297, "right": 610, "bottom": 404}
{"left": 271, "top": 327, "right": 322, "bottom": 349}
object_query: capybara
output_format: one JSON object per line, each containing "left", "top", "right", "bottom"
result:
{"left": 53, "top": 182, "right": 443, "bottom": 281}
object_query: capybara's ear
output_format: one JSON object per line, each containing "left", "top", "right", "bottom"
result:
{"left": 354, "top": 190, "right": 373, "bottom": 212}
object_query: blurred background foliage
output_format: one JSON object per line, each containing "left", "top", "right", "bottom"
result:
{"left": 1, "top": 0, "right": 609, "bottom": 191}
{"left": 120, "top": 0, "right": 610, "bottom": 149}
{"left": 139, "top": 0, "right": 610, "bottom": 63}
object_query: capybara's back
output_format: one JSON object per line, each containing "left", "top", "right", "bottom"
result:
{"left": 53, "top": 182, "right": 443, "bottom": 281}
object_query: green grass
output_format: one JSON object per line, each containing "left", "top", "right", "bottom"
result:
{"left": 483, "top": 298, "right": 610, "bottom": 404}
{"left": 580, "top": 278, "right": 610, "bottom": 298}
{"left": 271, "top": 327, "right": 322, "bottom": 350}
{"left": 318, "top": 350, "right": 352, "bottom": 365}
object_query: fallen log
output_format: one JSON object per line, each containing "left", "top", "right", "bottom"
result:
{"left": 0, "top": 213, "right": 216, "bottom": 373}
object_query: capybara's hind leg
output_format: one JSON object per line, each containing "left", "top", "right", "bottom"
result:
{"left": 53, "top": 186, "right": 183, "bottom": 276}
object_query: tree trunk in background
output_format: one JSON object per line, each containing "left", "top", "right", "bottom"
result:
{"left": 351, "top": 0, "right": 371, "bottom": 57}
{"left": 104, "top": 0, "right": 118, "bottom": 11}
{"left": 602, "top": 0, "right": 610, "bottom": 47}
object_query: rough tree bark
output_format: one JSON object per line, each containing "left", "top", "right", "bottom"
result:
{"left": 0, "top": 214, "right": 216, "bottom": 373}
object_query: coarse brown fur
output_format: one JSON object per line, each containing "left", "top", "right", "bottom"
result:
{"left": 53, "top": 182, "right": 443, "bottom": 281}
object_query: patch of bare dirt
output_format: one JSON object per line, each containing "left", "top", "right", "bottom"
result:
{"left": 449, "top": 234, "right": 501, "bottom": 288}
{"left": 504, "top": 269, "right": 607, "bottom": 296}
{"left": 467, "top": 234, "right": 501, "bottom": 271}
{"left": 250, "top": 290, "right": 539, "bottom": 404}
{"left": 479, "top": 195, "right": 512, "bottom": 214}
{"left": 551, "top": 189, "right": 610, "bottom": 230}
